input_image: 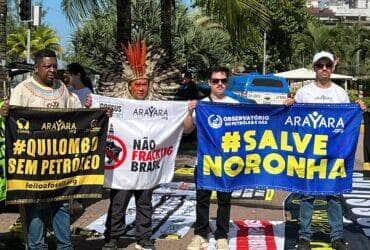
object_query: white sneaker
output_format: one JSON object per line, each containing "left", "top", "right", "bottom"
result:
{"left": 187, "top": 235, "right": 208, "bottom": 250}
{"left": 216, "top": 238, "right": 229, "bottom": 250}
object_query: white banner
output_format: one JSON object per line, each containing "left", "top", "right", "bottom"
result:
{"left": 92, "top": 94, "right": 188, "bottom": 189}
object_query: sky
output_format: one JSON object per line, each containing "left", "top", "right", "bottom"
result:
{"left": 42, "top": 0, "right": 72, "bottom": 50}
{"left": 41, "top": 0, "right": 192, "bottom": 51}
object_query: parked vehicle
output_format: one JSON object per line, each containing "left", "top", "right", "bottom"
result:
{"left": 226, "top": 73, "right": 290, "bottom": 104}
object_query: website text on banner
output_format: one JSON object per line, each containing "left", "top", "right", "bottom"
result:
{"left": 196, "top": 102, "right": 362, "bottom": 195}
{"left": 5, "top": 107, "right": 109, "bottom": 204}
{"left": 91, "top": 94, "right": 188, "bottom": 190}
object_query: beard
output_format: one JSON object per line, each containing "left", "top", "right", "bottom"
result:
{"left": 317, "top": 75, "right": 330, "bottom": 84}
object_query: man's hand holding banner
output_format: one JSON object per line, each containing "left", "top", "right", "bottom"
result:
{"left": 196, "top": 102, "right": 362, "bottom": 195}
{"left": 5, "top": 107, "right": 109, "bottom": 204}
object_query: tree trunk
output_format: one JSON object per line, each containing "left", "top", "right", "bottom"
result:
{"left": 161, "top": 0, "right": 172, "bottom": 60}
{"left": 0, "top": 0, "right": 7, "bottom": 98}
{"left": 116, "top": 0, "right": 131, "bottom": 50}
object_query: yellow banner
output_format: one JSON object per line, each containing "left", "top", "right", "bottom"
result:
{"left": 364, "top": 162, "right": 370, "bottom": 171}
{"left": 7, "top": 175, "right": 104, "bottom": 191}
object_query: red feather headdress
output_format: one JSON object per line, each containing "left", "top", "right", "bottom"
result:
{"left": 123, "top": 40, "right": 148, "bottom": 80}
{"left": 98, "top": 39, "right": 181, "bottom": 100}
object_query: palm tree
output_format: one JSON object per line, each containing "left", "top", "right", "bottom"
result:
{"left": 172, "top": 13, "right": 232, "bottom": 78}
{"left": 61, "top": 0, "right": 108, "bottom": 26}
{"left": 160, "top": 0, "right": 174, "bottom": 58}
{"left": 67, "top": 2, "right": 234, "bottom": 79}
{"left": 7, "top": 26, "right": 62, "bottom": 61}
{"left": 290, "top": 22, "right": 370, "bottom": 77}
{"left": 66, "top": 8, "right": 117, "bottom": 73}
{"left": 291, "top": 22, "right": 327, "bottom": 67}
{"left": 193, "top": 0, "right": 270, "bottom": 42}
{"left": 31, "top": 26, "right": 62, "bottom": 53}
{"left": 353, "top": 25, "right": 370, "bottom": 62}
{"left": 0, "top": 0, "right": 7, "bottom": 98}
{"left": 131, "top": 0, "right": 161, "bottom": 44}
{"left": 62, "top": 0, "right": 131, "bottom": 49}
{"left": 62, "top": 0, "right": 177, "bottom": 54}
{"left": 116, "top": 0, "right": 131, "bottom": 47}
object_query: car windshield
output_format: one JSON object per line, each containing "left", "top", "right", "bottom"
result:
{"left": 252, "top": 78, "right": 283, "bottom": 88}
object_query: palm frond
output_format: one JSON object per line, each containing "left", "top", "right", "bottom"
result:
{"left": 61, "top": 0, "right": 107, "bottom": 26}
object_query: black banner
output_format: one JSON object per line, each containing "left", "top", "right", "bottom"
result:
{"left": 5, "top": 107, "right": 108, "bottom": 204}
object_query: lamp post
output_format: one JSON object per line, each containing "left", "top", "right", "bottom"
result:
{"left": 263, "top": 32, "right": 267, "bottom": 75}
{"left": 357, "top": 15, "right": 361, "bottom": 77}
{"left": 26, "top": 6, "right": 41, "bottom": 64}
{"left": 26, "top": 24, "right": 31, "bottom": 63}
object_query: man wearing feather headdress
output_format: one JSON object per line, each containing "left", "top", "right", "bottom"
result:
{"left": 98, "top": 40, "right": 180, "bottom": 101}
{"left": 102, "top": 40, "right": 181, "bottom": 250}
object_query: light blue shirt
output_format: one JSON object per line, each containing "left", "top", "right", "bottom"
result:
{"left": 71, "top": 87, "right": 92, "bottom": 104}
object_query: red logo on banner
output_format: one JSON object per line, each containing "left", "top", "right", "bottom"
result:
{"left": 104, "top": 135, "right": 127, "bottom": 170}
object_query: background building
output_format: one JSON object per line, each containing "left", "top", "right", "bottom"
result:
{"left": 308, "top": 0, "right": 370, "bottom": 25}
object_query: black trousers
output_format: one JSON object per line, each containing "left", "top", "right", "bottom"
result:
{"left": 105, "top": 189, "right": 153, "bottom": 240}
{"left": 364, "top": 112, "right": 370, "bottom": 162}
{"left": 194, "top": 189, "right": 231, "bottom": 240}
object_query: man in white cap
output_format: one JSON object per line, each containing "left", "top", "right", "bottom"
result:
{"left": 285, "top": 51, "right": 366, "bottom": 250}
{"left": 294, "top": 51, "right": 349, "bottom": 104}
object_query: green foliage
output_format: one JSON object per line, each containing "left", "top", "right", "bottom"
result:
{"left": 7, "top": 26, "right": 62, "bottom": 62}
{"left": 361, "top": 96, "right": 370, "bottom": 108}
{"left": 62, "top": 0, "right": 370, "bottom": 81}
{"left": 193, "top": 0, "right": 269, "bottom": 41}
{"left": 291, "top": 21, "right": 370, "bottom": 77}
{"left": 261, "top": 0, "right": 312, "bottom": 72}
{"left": 191, "top": 0, "right": 313, "bottom": 73}
{"left": 348, "top": 89, "right": 359, "bottom": 102}
{"left": 5, "top": 1, "right": 61, "bottom": 63}
{"left": 64, "top": 7, "right": 116, "bottom": 73}
{"left": 64, "top": 0, "right": 153, "bottom": 73}
{"left": 131, "top": 0, "right": 161, "bottom": 45}
{"left": 348, "top": 89, "right": 370, "bottom": 108}
{"left": 173, "top": 18, "right": 232, "bottom": 78}
{"left": 192, "top": 0, "right": 270, "bottom": 71}
{"left": 66, "top": 0, "right": 233, "bottom": 79}
{"left": 61, "top": 0, "right": 110, "bottom": 26}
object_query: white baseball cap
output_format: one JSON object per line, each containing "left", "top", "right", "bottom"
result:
{"left": 313, "top": 51, "right": 334, "bottom": 64}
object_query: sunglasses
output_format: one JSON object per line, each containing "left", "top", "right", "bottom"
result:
{"left": 314, "top": 63, "right": 333, "bottom": 70}
{"left": 210, "top": 78, "right": 228, "bottom": 85}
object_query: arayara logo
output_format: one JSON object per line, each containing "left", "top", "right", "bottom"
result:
{"left": 133, "top": 106, "right": 168, "bottom": 120}
{"left": 208, "top": 114, "right": 223, "bottom": 129}
{"left": 284, "top": 111, "right": 344, "bottom": 132}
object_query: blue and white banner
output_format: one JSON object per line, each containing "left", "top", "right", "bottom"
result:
{"left": 196, "top": 102, "right": 362, "bottom": 195}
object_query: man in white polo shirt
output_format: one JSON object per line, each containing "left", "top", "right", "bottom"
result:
{"left": 285, "top": 51, "right": 366, "bottom": 250}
